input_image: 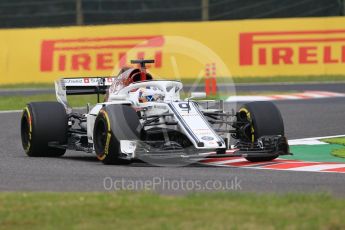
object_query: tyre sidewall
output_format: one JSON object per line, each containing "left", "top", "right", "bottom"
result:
{"left": 21, "top": 102, "right": 67, "bottom": 157}
{"left": 93, "top": 109, "right": 119, "bottom": 164}
{"left": 239, "top": 101, "right": 284, "bottom": 162}
{"left": 93, "top": 105, "right": 141, "bottom": 164}
{"left": 240, "top": 101, "right": 284, "bottom": 141}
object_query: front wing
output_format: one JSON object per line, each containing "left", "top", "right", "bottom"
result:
{"left": 118, "top": 135, "right": 290, "bottom": 160}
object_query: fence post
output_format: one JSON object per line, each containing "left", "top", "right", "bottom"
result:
{"left": 201, "top": 0, "right": 209, "bottom": 21}
{"left": 76, "top": 0, "right": 84, "bottom": 25}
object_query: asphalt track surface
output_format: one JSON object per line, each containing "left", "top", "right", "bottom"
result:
{"left": 1, "top": 94, "right": 345, "bottom": 195}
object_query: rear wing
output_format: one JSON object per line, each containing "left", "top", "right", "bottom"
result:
{"left": 55, "top": 77, "right": 115, "bottom": 95}
{"left": 54, "top": 77, "right": 115, "bottom": 111}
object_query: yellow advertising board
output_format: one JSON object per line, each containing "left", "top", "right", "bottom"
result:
{"left": 1, "top": 16, "right": 345, "bottom": 84}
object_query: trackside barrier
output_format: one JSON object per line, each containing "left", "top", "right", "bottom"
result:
{"left": 1, "top": 16, "right": 345, "bottom": 84}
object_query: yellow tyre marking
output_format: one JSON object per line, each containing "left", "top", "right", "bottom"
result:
{"left": 24, "top": 107, "right": 32, "bottom": 153}
{"left": 24, "top": 107, "right": 32, "bottom": 132}
{"left": 104, "top": 133, "right": 111, "bottom": 155}
{"left": 97, "top": 110, "right": 112, "bottom": 161}
{"left": 239, "top": 107, "right": 255, "bottom": 143}
{"left": 251, "top": 126, "right": 255, "bottom": 143}
{"left": 97, "top": 153, "right": 106, "bottom": 161}
{"left": 100, "top": 110, "right": 111, "bottom": 130}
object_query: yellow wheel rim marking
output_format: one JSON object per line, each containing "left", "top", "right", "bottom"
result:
{"left": 239, "top": 108, "right": 255, "bottom": 143}
{"left": 97, "top": 110, "right": 112, "bottom": 161}
{"left": 24, "top": 107, "right": 32, "bottom": 153}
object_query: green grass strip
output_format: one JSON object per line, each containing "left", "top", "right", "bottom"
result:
{"left": 332, "top": 149, "right": 345, "bottom": 158}
{"left": 0, "top": 83, "right": 53, "bottom": 89}
{"left": 0, "top": 94, "right": 102, "bottom": 111}
{"left": 283, "top": 144, "right": 345, "bottom": 162}
{"left": 322, "top": 137, "right": 345, "bottom": 159}
{"left": 0, "top": 192, "right": 345, "bottom": 229}
{"left": 322, "top": 137, "right": 345, "bottom": 146}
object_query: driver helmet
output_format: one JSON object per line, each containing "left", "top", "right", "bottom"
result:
{"left": 138, "top": 87, "right": 164, "bottom": 102}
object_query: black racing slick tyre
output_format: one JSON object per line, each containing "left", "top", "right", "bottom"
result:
{"left": 239, "top": 101, "right": 284, "bottom": 162}
{"left": 21, "top": 102, "right": 67, "bottom": 157}
{"left": 93, "top": 105, "right": 141, "bottom": 165}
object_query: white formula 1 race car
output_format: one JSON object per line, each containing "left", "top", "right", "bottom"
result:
{"left": 21, "top": 59, "right": 290, "bottom": 165}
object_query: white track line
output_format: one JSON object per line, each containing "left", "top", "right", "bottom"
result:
{"left": 0, "top": 106, "right": 87, "bottom": 114}
{"left": 0, "top": 110, "right": 22, "bottom": 114}
{"left": 288, "top": 164, "right": 345, "bottom": 172}
{"left": 226, "top": 95, "right": 272, "bottom": 102}
{"left": 288, "top": 134, "right": 345, "bottom": 145}
{"left": 226, "top": 91, "right": 345, "bottom": 102}
{"left": 289, "top": 134, "right": 345, "bottom": 142}
{"left": 288, "top": 139, "right": 328, "bottom": 145}
{"left": 203, "top": 158, "right": 247, "bottom": 165}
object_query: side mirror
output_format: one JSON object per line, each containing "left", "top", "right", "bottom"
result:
{"left": 190, "top": 92, "right": 206, "bottom": 99}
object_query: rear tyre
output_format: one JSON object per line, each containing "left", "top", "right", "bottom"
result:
{"left": 21, "top": 102, "right": 67, "bottom": 157}
{"left": 93, "top": 105, "right": 141, "bottom": 165}
{"left": 238, "top": 101, "right": 284, "bottom": 162}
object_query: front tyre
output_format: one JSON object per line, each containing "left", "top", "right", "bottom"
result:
{"left": 238, "top": 101, "right": 285, "bottom": 162}
{"left": 21, "top": 102, "right": 67, "bottom": 157}
{"left": 93, "top": 105, "right": 141, "bottom": 165}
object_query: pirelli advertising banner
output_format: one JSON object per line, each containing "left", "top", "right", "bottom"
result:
{"left": 1, "top": 16, "right": 345, "bottom": 84}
